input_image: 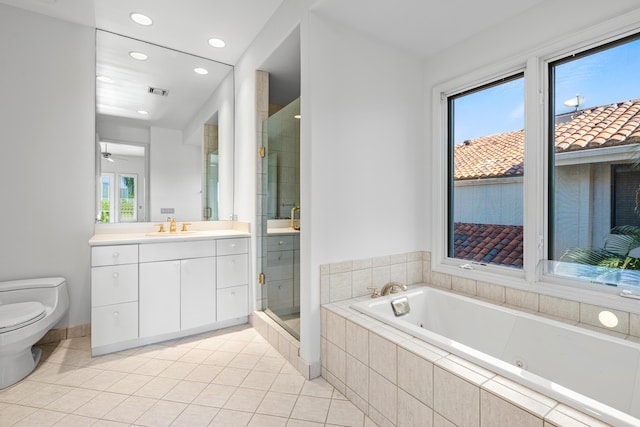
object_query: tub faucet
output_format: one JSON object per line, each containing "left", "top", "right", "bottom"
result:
{"left": 380, "top": 282, "right": 407, "bottom": 296}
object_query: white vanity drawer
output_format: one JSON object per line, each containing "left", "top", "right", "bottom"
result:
{"left": 92, "top": 245, "right": 138, "bottom": 267}
{"left": 216, "top": 238, "right": 248, "bottom": 256}
{"left": 139, "top": 240, "right": 215, "bottom": 262}
{"left": 217, "top": 285, "right": 248, "bottom": 321}
{"left": 217, "top": 254, "right": 248, "bottom": 288}
{"left": 267, "top": 236, "right": 294, "bottom": 251}
{"left": 266, "top": 250, "right": 294, "bottom": 281}
{"left": 267, "top": 279, "right": 294, "bottom": 311}
{"left": 91, "top": 264, "right": 138, "bottom": 307}
{"left": 91, "top": 301, "right": 138, "bottom": 347}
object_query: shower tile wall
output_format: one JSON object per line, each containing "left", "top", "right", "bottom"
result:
{"left": 266, "top": 97, "right": 300, "bottom": 220}
{"left": 201, "top": 124, "right": 218, "bottom": 218}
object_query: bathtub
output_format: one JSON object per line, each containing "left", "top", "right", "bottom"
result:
{"left": 351, "top": 286, "right": 640, "bottom": 427}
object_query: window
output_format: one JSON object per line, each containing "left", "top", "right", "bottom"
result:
{"left": 447, "top": 74, "right": 525, "bottom": 268}
{"left": 547, "top": 34, "right": 640, "bottom": 286}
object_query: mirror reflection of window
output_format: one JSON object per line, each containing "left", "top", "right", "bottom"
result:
{"left": 118, "top": 174, "right": 137, "bottom": 222}
{"left": 99, "top": 175, "right": 113, "bottom": 223}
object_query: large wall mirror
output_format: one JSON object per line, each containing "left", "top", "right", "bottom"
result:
{"left": 95, "top": 30, "right": 234, "bottom": 223}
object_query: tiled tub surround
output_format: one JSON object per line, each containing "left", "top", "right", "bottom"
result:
{"left": 352, "top": 286, "right": 640, "bottom": 426}
{"left": 319, "top": 251, "right": 640, "bottom": 426}
{"left": 320, "top": 251, "right": 640, "bottom": 342}
{"left": 321, "top": 298, "right": 615, "bottom": 427}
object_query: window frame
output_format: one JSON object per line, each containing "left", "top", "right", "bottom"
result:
{"left": 431, "top": 12, "right": 640, "bottom": 308}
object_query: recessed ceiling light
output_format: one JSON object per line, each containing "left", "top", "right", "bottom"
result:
{"left": 129, "top": 51, "right": 148, "bottom": 61}
{"left": 208, "top": 38, "right": 226, "bottom": 48}
{"left": 137, "top": 110, "right": 149, "bottom": 115}
{"left": 194, "top": 67, "right": 209, "bottom": 75}
{"left": 130, "top": 12, "right": 153, "bottom": 26}
{"left": 96, "top": 75, "right": 114, "bottom": 84}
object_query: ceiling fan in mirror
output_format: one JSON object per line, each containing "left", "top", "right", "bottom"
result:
{"left": 101, "top": 144, "right": 127, "bottom": 163}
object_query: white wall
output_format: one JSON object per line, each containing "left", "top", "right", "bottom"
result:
{"left": 96, "top": 115, "right": 150, "bottom": 145}
{"left": 149, "top": 127, "right": 201, "bottom": 222}
{"left": 0, "top": 4, "right": 95, "bottom": 327}
{"left": 234, "top": 0, "right": 424, "bottom": 367}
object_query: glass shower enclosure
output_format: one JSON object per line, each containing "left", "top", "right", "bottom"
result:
{"left": 261, "top": 97, "right": 301, "bottom": 339}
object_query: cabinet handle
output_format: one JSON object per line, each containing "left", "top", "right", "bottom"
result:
{"left": 113, "top": 272, "right": 119, "bottom": 279}
{"left": 231, "top": 243, "right": 236, "bottom": 248}
{"left": 231, "top": 292, "right": 235, "bottom": 296}
{"left": 112, "top": 252, "right": 119, "bottom": 258}
{"left": 279, "top": 241, "right": 284, "bottom": 245}
{"left": 113, "top": 311, "right": 119, "bottom": 317}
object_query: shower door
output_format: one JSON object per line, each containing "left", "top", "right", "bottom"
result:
{"left": 260, "top": 97, "right": 301, "bottom": 339}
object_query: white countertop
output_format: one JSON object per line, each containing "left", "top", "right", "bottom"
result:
{"left": 89, "top": 221, "right": 250, "bottom": 246}
{"left": 267, "top": 227, "right": 300, "bottom": 235}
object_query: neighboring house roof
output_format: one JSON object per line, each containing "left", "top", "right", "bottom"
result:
{"left": 454, "top": 222, "right": 523, "bottom": 268}
{"left": 454, "top": 99, "right": 640, "bottom": 180}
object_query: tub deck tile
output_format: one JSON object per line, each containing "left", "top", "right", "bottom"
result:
{"left": 400, "top": 338, "right": 449, "bottom": 362}
{"left": 480, "top": 389, "right": 544, "bottom": 427}
{"left": 483, "top": 376, "right": 556, "bottom": 419}
{"left": 544, "top": 404, "right": 613, "bottom": 427}
{"left": 435, "top": 355, "right": 495, "bottom": 386}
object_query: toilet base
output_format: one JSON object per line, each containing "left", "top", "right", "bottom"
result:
{"left": 0, "top": 346, "right": 41, "bottom": 389}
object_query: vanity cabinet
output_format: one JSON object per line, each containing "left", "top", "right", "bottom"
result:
{"left": 139, "top": 241, "right": 215, "bottom": 337}
{"left": 216, "top": 238, "right": 249, "bottom": 320}
{"left": 90, "top": 236, "right": 249, "bottom": 355}
{"left": 266, "top": 236, "right": 296, "bottom": 312}
{"left": 91, "top": 245, "right": 139, "bottom": 348}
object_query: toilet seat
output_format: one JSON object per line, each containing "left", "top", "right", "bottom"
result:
{"left": 0, "top": 302, "right": 46, "bottom": 333}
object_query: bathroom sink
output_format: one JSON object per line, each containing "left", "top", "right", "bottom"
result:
{"left": 144, "top": 231, "right": 201, "bottom": 237}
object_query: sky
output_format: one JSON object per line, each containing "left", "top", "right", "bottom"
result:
{"left": 452, "top": 37, "right": 640, "bottom": 145}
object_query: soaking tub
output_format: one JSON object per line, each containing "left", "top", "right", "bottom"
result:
{"left": 351, "top": 286, "right": 640, "bottom": 426}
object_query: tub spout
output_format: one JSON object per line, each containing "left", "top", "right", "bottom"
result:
{"left": 380, "top": 282, "right": 407, "bottom": 296}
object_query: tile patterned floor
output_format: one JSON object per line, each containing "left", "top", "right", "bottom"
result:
{"left": 0, "top": 325, "right": 374, "bottom": 426}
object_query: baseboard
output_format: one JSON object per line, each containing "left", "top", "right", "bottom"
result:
{"left": 36, "top": 323, "right": 91, "bottom": 345}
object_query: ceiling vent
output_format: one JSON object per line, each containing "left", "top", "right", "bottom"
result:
{"left": 148, "top": 87, "right": 170, "bottom": 96}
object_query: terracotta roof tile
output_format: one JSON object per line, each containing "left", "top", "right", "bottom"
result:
{"left": 455, "top": 99, "right": 640, "bottom": 180}
{"left": 454, "top": 222, "right": 523, "bottom": 268}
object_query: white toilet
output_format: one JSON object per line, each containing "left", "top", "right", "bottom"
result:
{"left": 0, "top": 277, "right": 70, "bottom": 389}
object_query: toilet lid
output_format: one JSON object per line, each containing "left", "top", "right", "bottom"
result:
{"left": 0, "top": 302, "right": 46, "bottom": 332}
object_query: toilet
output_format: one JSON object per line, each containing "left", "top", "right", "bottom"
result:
{"left": 0, "top": 277, "right": 70, "bottom": 389}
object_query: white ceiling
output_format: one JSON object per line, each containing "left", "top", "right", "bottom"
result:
{"left": 1, "top": 0, "right": 550, "bottom": 128}
{"left": 311, "top": 0, "right": 546, "bottom": 58}
{"left": 0, "top": 0, "right": 284, "bottom": 64}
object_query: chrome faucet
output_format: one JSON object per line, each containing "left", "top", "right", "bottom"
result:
{"left": 290, "top": 206, "right": 300, "bottom": 230}
{"left": 380, "top": 282, "right": 407, "bottom": 296}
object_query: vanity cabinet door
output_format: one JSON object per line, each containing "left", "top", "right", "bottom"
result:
{"left": 139, "top": 260, "right": 180, "bottom": 337}
{"left": 181, "top": 257, "right": 216, "bottom": 330}
{"left": 217, "top": 285, "right": 248, "bottom": 321}
{"left": 91, "top": 302, "right": 138, "bottom": 347}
